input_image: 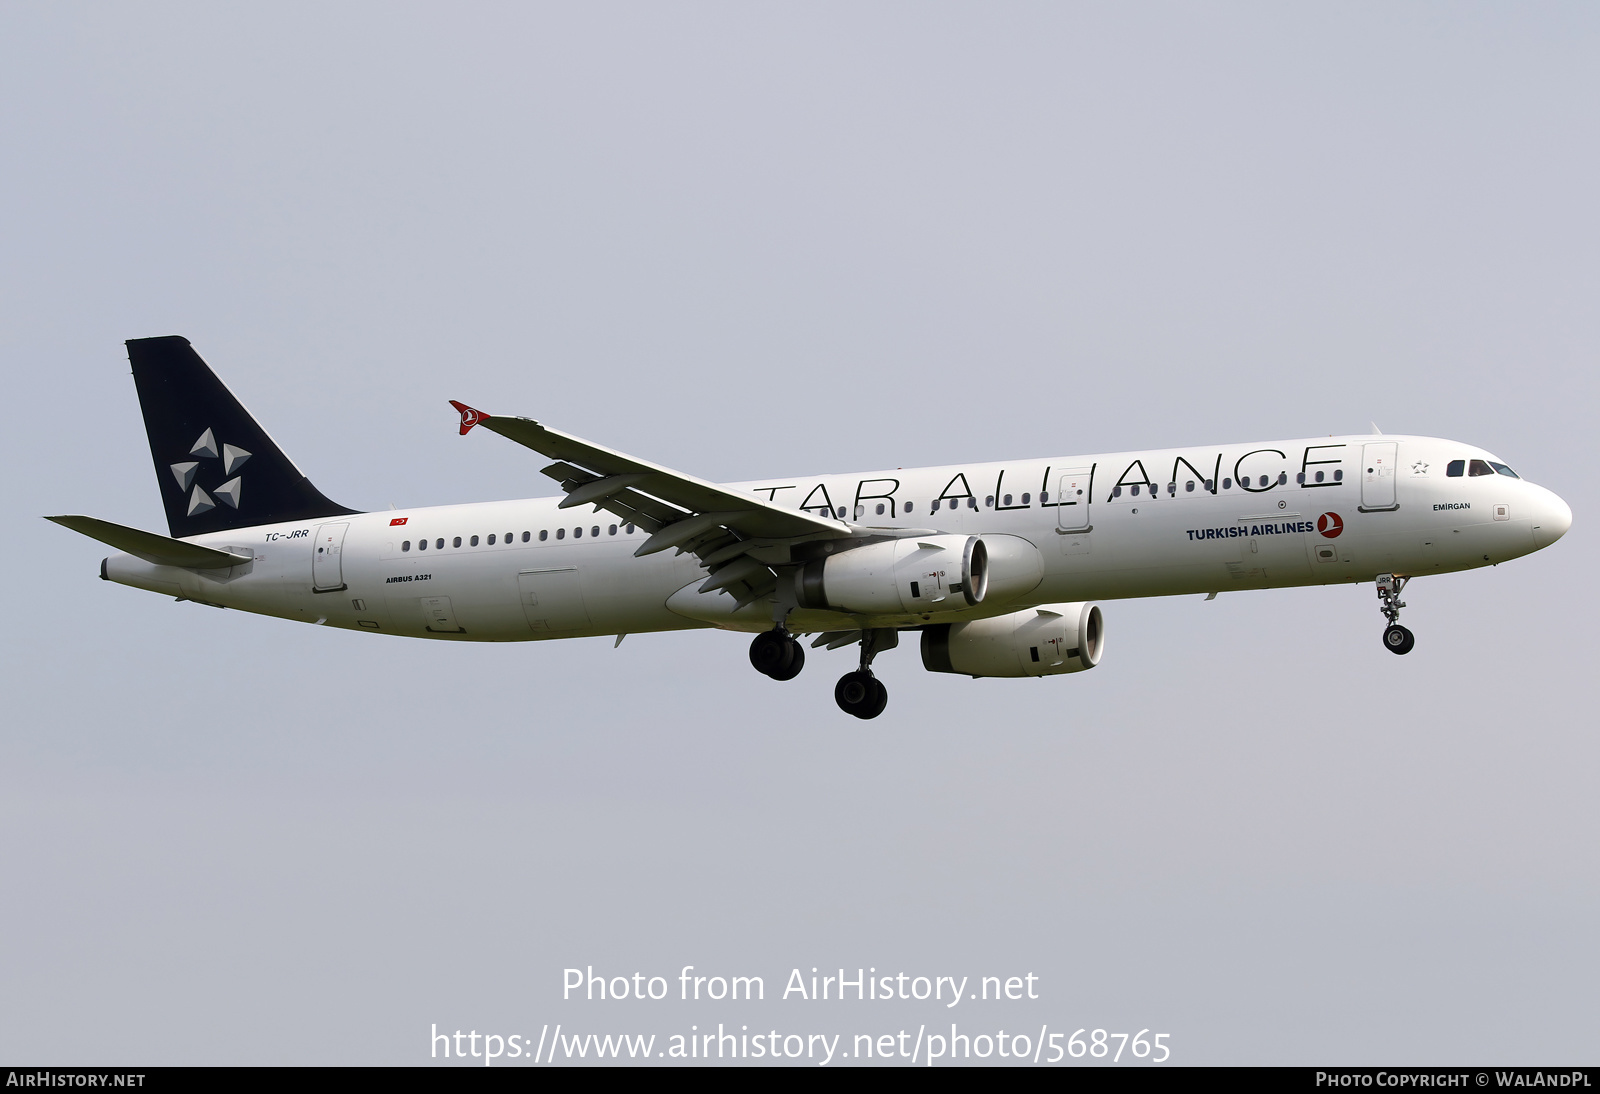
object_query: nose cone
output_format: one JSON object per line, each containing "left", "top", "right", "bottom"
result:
{"left": 1532, "top": 487, "right": 1572, "bottom": 549}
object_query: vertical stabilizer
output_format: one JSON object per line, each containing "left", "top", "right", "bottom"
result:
{"left": 127, "top": 336, "right": 358, "bottom": 536}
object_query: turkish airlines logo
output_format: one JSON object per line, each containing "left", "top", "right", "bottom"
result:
{"left": 390, "top": 517, "right": 408, "bottom": 526}
{"left": 1317, "top": 512, "right": 1344, "bottom": 538}
{"left": 449, "top": 400, "right": 490, "bottom": 436}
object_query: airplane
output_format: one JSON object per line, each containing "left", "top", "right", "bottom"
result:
{"left": 49, "top": 336, "right": 1573, "bottom": 719}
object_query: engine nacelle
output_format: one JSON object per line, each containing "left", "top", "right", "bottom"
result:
{"left": 976, "top": 534, "right": 1045, "bottom": 604}
{"left": 796, "top": 534, "right": 988, "bottom": 614}
{"left": 921, "top": 602, "right": 1104, "bottom": 678}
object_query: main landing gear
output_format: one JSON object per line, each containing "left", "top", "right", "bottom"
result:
{"left": 1376, "top": 573, "right": 1415, "bottom": 656}
{"left": 749, "top": 626, "right": 896, "bottom": 719}
{"left": 834, "top": 629, "right": 896, "bottom": 720}
{"left": 749, "top": 627, "right": 805, "bottom": 681}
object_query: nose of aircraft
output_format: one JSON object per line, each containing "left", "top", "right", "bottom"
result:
{"left": 1531, "top": 487, "right": 1572, "bottom": 549}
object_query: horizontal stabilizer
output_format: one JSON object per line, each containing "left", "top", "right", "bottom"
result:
{"left": 46, "top": 515, "right": 252, "bottom": 569}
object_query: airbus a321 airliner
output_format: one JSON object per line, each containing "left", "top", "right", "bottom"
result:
{"left": 51, "top": 337, "right": 1572, "bottom": 719}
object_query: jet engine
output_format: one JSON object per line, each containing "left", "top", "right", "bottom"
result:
{"left": 921, "top": 602, "right": 1104, "bottom": 678}
{"left": 795, "top": 534, "right": 988, "bottom": 614}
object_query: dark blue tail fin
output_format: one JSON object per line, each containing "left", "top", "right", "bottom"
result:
{"left": 127, "top": 336, "right": 358, "bottom": 537}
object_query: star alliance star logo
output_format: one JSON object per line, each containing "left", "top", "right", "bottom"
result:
{"left": 1411, "top": 460, "right": 1429, "bottom": 476}
{"left": 169, "top": 427, "right": 251, "bottom": 516}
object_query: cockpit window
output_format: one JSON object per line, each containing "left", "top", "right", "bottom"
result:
{"left": 1489, "top": 461, "right": 1520, "bottom": 478}
{"left": 1468, "top": 459, "right": 1495, "bottom": 477}
{"left": 1446, "top": 460, "right": 1465, "bottom": 477}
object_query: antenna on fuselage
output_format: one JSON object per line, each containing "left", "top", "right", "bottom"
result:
{"left": 1371, "top": 421, "right": 1384, "bottom": 435}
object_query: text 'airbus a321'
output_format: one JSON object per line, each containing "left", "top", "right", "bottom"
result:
{"left": 50, "top": 337, "right": 1572, "bottom": 718}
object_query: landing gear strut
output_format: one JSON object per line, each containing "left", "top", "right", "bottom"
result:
{"left": 1376, "top": 573, "right": 1415, "bottom": 655}
{"left": 835, "top": 629, "right": 896, "bottom": 719}
{"left": 750, "top": 628, "right": 805, "bottom": 680}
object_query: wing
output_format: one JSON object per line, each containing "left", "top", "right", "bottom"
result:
{"left": 450, "top": 402, "right": 852, "bottom": 611}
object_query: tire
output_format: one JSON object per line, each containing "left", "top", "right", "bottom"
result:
{"left": 767, "top": 639, "right": 805, "bottom": 681}
{"left": 1383, "top": 624, "right": 1415, "bottom": 655}
{"left": 749, "top": 630, "right": 794, "bottom": 676}
{"left": 835, "top": 670, "right": 878, "bottom": 717}
{"left": 861, "top": 677, "right": 889, "bottom": 719}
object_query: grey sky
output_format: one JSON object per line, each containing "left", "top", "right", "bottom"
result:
{"left": 2, "top": 2, "right": 1596, "bottom": 1065}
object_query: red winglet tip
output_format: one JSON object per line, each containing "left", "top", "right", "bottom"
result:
{"left": 449, "top": 400, "right": 490, "bottom": 435}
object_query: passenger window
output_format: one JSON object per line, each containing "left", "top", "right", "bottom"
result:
{"left": 453, "top": 537, "right": 462, "bottom": 548}
{"left": 1222, "top": 478, "right": 1232, "bottom": 490}
{"left": 574, "top": 527, "right": 583, "bottom": 538}
{"left": 876, "top": 503, "right": 885, "bottom": 515}
{"left": 435, "top": 538, "right": 444, "bottom": 550}
{"left": 1021, "top": 493, "right": 1031, "bottom": 504}
{"left": 626, "top": 523, "right": 635, "bottom": 533}
{"left": 1003, "top": 494, "right": 1013, "bottom": 505}
{"left": 1041, "top": 491, "right": 1049, "bottom": 502}
{"left": 418, "top": 539, "right": 428, "bottom": 551}
{"left": 609, "top": 524, "right": 618, "bottom": 535}
{"left": 1167, "top": 483, "right": 1176, "bottom": 495}
{"left": 1277, "top": 472, "right": 1287, "bottom": 485}
{"left": 1469, "top": 459, "right": 1495, "bottom": 477}
{"left": 556, "top": 528, "right": 565, "bottom": 540}
{"left": 1205, "top": 479, "right": 1214, "bottom": 491}
{"left": 1186, "top": 481, "right": 1195, "bottom": 492}
{"left": 949, "top": 498, "right": 959, "bottom": 510}
{"left": 487, "top": 534, "right": 495, "bottom": 545}
{"left": 1315, "top": 471, "right": 1325, "bottom": 482}
{"left": 968, "top": 497, "right": 977, "bottom": 509}
{"left": 985, "top": 496, "right": 994, "bottom": 507}
{"left": 1113, "top": 486, "right": 1122, "bottom": 498}
{"left": 470, "top": 535, "right": 479, "bottom": 546}
{"left": 1130, "top": 485, "right": 1140, "bottom": 497}
{"left": 591, "top": 526, "right": 599, "bottom": 537}
{"left": 402, "top": 540, "right": 411, "bottom": 552}
{"left": 903, "top": 501, "right": 913, "bottom": 514}
{"left": 1334, "top": 470, "right": 1343, "bottom": 481}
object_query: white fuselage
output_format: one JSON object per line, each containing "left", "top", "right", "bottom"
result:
{"left": 101, "top": 434, "right": 1572, "bottom": 640}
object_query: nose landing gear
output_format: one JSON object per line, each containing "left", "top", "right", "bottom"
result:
{"left": 1376, "top": 574, "right": 1415, "bottom": 655}
{"left": 749, "top": 627, "right": 805, "bottom": 680}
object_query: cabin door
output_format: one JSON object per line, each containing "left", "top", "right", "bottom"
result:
{"left": 312, "top": 522, "right": 349, "bottom": 591}
{"left": 1055, "top": 468, "right": 1093, "bottom": 532}
{"left": 1360, "top": 442, "right": 1399, "bottom": 511}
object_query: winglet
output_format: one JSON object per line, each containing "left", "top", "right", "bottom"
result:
{"left": 450, "top": 401, "right": 491, "bottom": 436}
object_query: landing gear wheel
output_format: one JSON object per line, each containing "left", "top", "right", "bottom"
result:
{"left": 864, "top": 676, "right": 888, "bottom": 718}
{"left": 750, "top": 629, "right": 803, "bottom": 679}
{"left": 1383, "top": 624, "right": 1415, "bottom": 655}
{"left": 767, "top": 640, "right": 805, "bottom": 681}
{"left": 835, "top": 670, "right": 889, "bottom": 719}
